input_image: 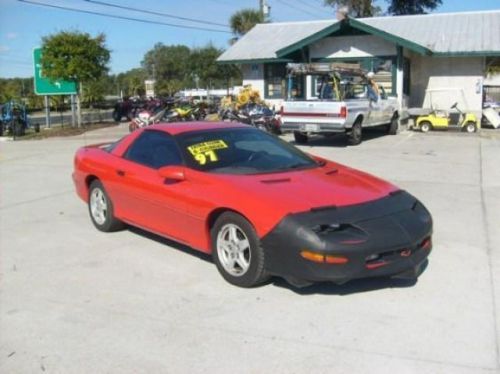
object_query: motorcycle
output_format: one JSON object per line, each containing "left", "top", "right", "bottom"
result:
{"left": 220, "top": 103, "right": 281, "bottom": 134}
{"left": 128, "top": 105, "right": 169, "bottom": 132}
{"left": 163, "top": 103, "right": 206, "bottom": 123}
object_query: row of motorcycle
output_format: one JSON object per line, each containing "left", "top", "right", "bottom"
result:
{"left": 218, "top": 103, "right": 281, "bottom": 134}
{"left": 113, "top": 97, "right": 281, "bottom": 134}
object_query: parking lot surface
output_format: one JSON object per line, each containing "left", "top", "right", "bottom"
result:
{"left": 1, "top": 125, "right": 499, "bottom": 373}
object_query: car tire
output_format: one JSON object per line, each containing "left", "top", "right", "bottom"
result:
{"left": 112, "top": 109, "right": 122, "bottom": 122}
{"left": 419, "top": 121, "right": 432, "bottom": 133}
{"left": 348, "top": 119, "right": 363, "bottom": 145}
{"left": 88, "top": 180, "right": 124, "bottom": 232}
{"left": 293, "top": 131, "right": 308, "bottom": 144}
{"left": 387, "top": 115, "right": 399, "bottom": 135}
{"left": 463, "top": 121, "right": 477, "bottom": 133}
{"left": 211, "top": 212, "right": 269, "bottom": 288}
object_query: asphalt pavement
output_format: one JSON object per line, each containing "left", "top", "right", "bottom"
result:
{"left": 1, "top": 124, "right": 499, "bottom": 373}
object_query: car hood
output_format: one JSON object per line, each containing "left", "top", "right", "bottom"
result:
{"left": 212, "top": 161, "right": 397, "bottom": 215}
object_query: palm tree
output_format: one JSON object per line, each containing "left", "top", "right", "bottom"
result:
{"left": 230, "top": 9, "right": 265, "bottom": 40}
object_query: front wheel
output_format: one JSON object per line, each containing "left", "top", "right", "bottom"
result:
{"left": 463, "top": 121, "right": 477, "bottom": 133}
{"left": 211, "top": 212, "right": 269, "bottom": 287}
{"left": 88, "top": 180, "right": 124, "bottom": 232}
{"left": 347, "top": 120, "right": 362, "bottom": 145}
{"left": 293, "top": 131, "right": 308, "bottom": 144}
{"left": 419, "top": 121, "right": 432, "bottom": 133}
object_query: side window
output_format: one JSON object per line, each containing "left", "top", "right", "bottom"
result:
{"left": 124, "top": 130, "right": 182, "bottom": 169}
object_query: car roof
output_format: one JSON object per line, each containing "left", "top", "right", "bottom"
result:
{"left": 146, "top": 121, "right": 248, "bottom": 135}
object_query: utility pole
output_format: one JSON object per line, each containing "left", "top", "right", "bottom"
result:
{"left": 259, "top": 0, "right": 270, "bottom": 19}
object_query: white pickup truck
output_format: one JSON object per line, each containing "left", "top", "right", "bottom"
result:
{"left": 280, "top": 63, "right": 399, "bottom": 145}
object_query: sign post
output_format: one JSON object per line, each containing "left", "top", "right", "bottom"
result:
{"left": 33, "top": 48, "right": 78, "bottom": 128}
{"left": 44, "top": 96, "right": 51, "bottom": 128}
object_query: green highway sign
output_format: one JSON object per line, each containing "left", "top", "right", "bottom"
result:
{"left": 33, "top": 48, "right": 77, "bottom": 95}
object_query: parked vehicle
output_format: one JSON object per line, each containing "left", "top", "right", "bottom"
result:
{"left": 128, "top": 106, "right": 169, "bottom": 132}
{"left": 280, "top": 63, "right": 399, "bottom": 145}
{"left": 0, "top": 100, "right": 30, "bottom": 137}
{"left": 72, "top": 122, "right": 433, "bottom": 288}
{"left": 220, "top": 103, "right": 281, "bottom": 134}
{"left": 416, "top": 102, "right": 479, "bottom": 133}
{"left": 164, "top": 103, "right": 206, "bottom": 123}
{"left": 112, "top": 97, "right": 133, "bottom": 122}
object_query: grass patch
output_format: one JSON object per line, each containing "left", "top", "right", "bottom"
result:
{"left": 14, "top": 122, "right": 119, "bottom": 140}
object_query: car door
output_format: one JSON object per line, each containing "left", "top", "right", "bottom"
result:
{"left": 376, "top": 87, "right": 393, "bottom": 124}
{"left": 114, "top": 130, "right": 192, "bottom": 242}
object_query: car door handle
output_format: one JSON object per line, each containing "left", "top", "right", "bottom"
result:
{"left": 116, "top": 170, "right": 125, "bottom": 177}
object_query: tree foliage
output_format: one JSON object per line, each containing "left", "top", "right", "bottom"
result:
{"left": 114, "top": 68, "right": 148, "bottom": 97}
{"left": 40, "top": 30, "right": 110, "bottom": 126}
{"left": 230, "top": 9, "right": 264, "bottom": 38}
{"left": 324, "top": 0, "right": 378, "bottom": 17}
{"left": 0, "top": 78, "right": 32, "bottom": 102}
{"left": 141, "top": 43, "right": 241, "bottom": 96}
{"left": 41, "top": 31, "right": 110, "bottom": 83}
{"left": 324, "top": 0, "right": 442, "bottom": 16}
{"left": 388, "top": 0, "right": 442, "bottom": 15}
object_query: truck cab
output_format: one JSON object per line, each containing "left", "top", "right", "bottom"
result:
{"left": 280, "top": 63, "right": 399, "bottom": 145}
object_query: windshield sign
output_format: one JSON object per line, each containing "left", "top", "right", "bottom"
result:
{"left": 177, "top": 128, "right": 317, "bottom": 175}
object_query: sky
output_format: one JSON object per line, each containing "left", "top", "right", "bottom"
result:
{"left": 0, "top": 0, "right": 499, "bottom": 78}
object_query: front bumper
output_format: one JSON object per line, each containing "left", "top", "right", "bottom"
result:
{"left": 261, "top": 191, "right": 433, "bottom": 285}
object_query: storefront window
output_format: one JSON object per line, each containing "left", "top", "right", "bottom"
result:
{"left": 264, "top": 64, "right": 286, "bottom": 99}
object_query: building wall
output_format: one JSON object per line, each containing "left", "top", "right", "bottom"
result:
{"left": 238, "top": 48, "right": 486, "bottom": 115}
{"left": 310, "top": 35, "right": 396, "bottom": 59}
{"left": 408, "top": 53, "right": 483, "bottom": 114}
{"left": 241, "top": 63, "right": 265, "bottom": 96}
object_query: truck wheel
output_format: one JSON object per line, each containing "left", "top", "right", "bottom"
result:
{"left": 293, "top": 131, "right": 308, "bottom": 144}
{"left": 463, "top": 121, "right": 477, "bottom": 133}
{"left": 387, "top": 115, "right": 399, "bottom": 135}
{"left": 419, "top": 121, "right": 431, "bottom": 133}
{"left": 348, "top": 120, "right": 362, "bottom": 145}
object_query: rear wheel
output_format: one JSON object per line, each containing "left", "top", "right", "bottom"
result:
{"left": 293, "top": 131, "right": 308, "bottom": 144}
{"left": 387, "top": 114, "right": 399, "bottom": 135}
{"left": 419, "top": 121, "right": 432, "bottom": 133}
{"left": 88, "top": 180, "right": 124, "bottom": 232}
{"left": 211, "top": 212, "right": 269, "bottom": 287}
{"left": 463, "top": 121, "right": 477, "bottom": 133}
{"left": 112, "top": 109, "right": 122, "bottom": 122}
{"left": 348, "top": 120, "right": 362, "bottom": 145}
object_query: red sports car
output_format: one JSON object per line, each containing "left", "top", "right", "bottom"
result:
{"left": 73, "top": 122, "right": 432, "bottom": 288}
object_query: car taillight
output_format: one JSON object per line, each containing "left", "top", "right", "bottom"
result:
{"left": 340, "top": 106, "right": 347, "bottom": 118}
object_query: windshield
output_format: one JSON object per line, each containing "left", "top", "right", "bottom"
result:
{"left": 317, "top": 76, "right": 367, "bottom": 100}
{"left": 176, "top": 128, "right": 317, "bottom": 175}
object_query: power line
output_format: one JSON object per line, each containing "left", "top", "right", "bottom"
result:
{"left": 294, "top": 0, "right": 332, "bottom": 15}
{"left": 274, "top": 0, "right": 325, "bottom": 19}
{"left": 17, "top": 0, "right": 232, "bottom": 34}
{"left": 83, "top": 0, "right": 230, "bottom": 28}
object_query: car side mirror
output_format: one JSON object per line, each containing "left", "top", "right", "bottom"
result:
{"left": 158, "top": 165, "right": 185, "bottom": 182}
